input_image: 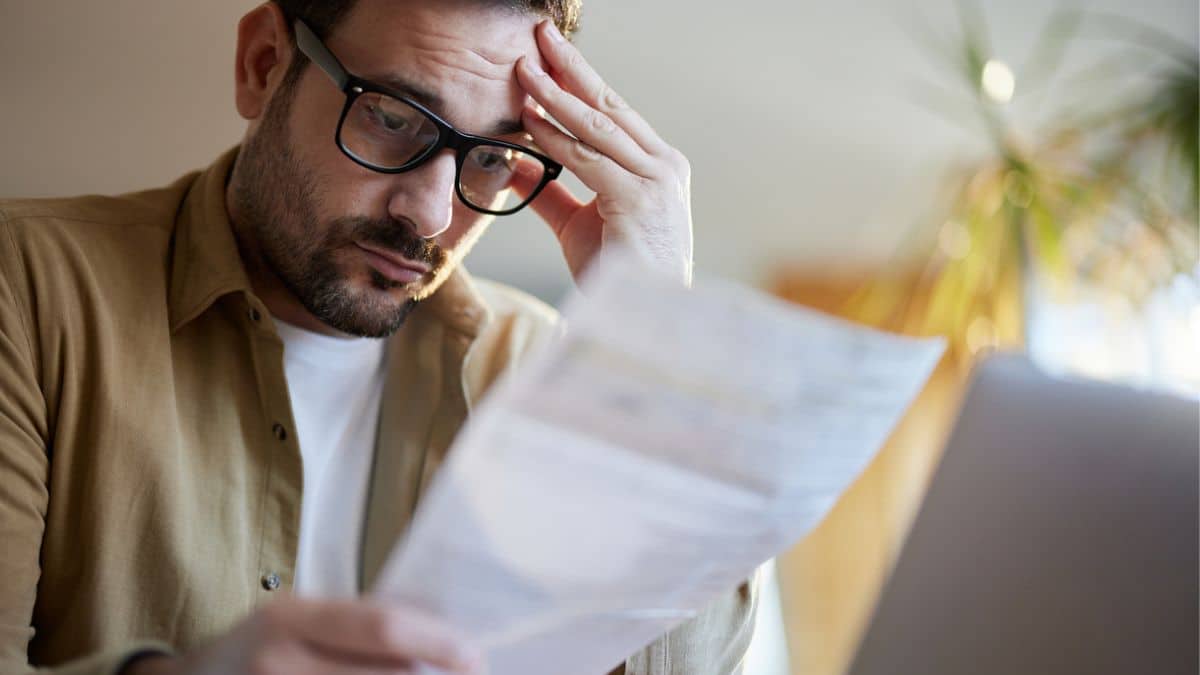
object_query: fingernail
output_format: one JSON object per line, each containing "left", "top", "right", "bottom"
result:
{"left": 545, "top": 20, "right": 565, "bottom": 42}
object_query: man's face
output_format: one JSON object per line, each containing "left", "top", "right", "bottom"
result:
{"left": 233, "top": 0, "right": 544, "bottom": 337}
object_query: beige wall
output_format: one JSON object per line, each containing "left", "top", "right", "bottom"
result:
{"left": 0, "top": 2, "right": 245, "bottom": 197}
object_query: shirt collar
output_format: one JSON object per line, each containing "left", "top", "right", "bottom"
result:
{"left": 168, "top": 146, "right": 492, "bottom": 339}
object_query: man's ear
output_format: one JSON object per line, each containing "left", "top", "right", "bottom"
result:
{"left": 234, "top": 2, "right": 295, "bottom": 121}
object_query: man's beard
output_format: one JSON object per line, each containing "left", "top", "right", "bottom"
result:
{"left": 231, "top": 85, "right": 448, "bottom": 338}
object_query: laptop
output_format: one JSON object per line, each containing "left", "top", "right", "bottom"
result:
{"left": 847, "top": 353, "right": 1198, "bottom": 675}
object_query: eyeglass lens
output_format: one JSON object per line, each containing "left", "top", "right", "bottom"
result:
{"left": 340, "top": 91, "right": 547, "bottom": 213}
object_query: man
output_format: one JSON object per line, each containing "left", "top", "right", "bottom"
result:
{"left": 0, "top": 0, "right": 755, "bottom": 673}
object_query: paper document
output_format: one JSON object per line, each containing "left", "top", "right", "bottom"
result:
{"left": 372, "top": 249, "right": 945, "bottom": 675}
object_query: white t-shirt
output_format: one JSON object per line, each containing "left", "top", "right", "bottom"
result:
{"left": 273, "top": 317, "right": 388, "bottom": 597}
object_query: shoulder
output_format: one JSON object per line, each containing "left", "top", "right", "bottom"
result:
{"left": 0, "top": 176, "right": 192, "bottom": 234}
{"left": 472, "top": 277, "right": 561, "bottom": 334}
{"left": 460, "top": 277, "right": 564, "bottom": 405}
{"left": 471, "top": 276, "right": 563, "bottom": 359}
{"left": 0, "top": 176, "right": 193, "bottom": 267}
{"left": 0, "top": 176, "right": 196, "bottom": 354}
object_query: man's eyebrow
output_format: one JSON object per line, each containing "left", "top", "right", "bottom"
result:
{"left": 374, "top": 73, "right": 527, "bottom": 138}
{"left": 487, "top": 118, "right": 527, "bottom": 137}
{"left": 376, "top": 74, "right": 445, "bottom": 110}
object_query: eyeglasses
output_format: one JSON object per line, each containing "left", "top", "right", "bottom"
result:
{"left": 293, "top": 19, "right": 562, "bottom": 216}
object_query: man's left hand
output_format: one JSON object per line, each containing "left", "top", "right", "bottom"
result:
{"left": 515, "top": 20, "right": 694, "bottom": 286}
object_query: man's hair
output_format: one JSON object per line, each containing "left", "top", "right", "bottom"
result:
{"left": 271, "top": 0, "right": 581, "bottom": 95}
{"left": 273, "top": 0, "right": 581, "bottom": 41}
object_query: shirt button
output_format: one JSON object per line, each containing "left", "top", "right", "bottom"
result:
{"left": 248, "top": 307, "right": 262, "bottom": 323}
{"left": 272, "top": 423, "right": 288, "bottom": 441}
{"left": 261, "top": 572, "right": 281, "bottom": 591}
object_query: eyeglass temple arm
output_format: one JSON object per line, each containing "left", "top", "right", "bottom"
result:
{"left": 293, "top": 19, "right": 351, "bottom": 91}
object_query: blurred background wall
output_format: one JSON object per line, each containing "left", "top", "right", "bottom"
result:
{"left": 2, "top": 2, "right": 1195, "bottom": 674}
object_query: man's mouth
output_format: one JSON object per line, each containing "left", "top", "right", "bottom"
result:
{"left": 353, "top": 241, "right": 432, "bottom": 284}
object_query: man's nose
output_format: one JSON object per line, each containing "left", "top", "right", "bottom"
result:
{"left": 387, "top": 150, "right": 457, "bottom": 239}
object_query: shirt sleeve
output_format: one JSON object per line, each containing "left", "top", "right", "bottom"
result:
{"left": 0, "top": 212, "right": 173, "bottom": 675}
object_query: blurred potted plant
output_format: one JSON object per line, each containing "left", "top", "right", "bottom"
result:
{"left": 847, "top": 2, "right": 1199, "bottom": 372}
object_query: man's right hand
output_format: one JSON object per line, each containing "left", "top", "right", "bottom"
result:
{"left": 122, "top": 597, "right": 485, "bottom": 675}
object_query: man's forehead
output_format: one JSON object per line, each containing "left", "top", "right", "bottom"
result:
{"left": 330, "top": 0, "right": 545, "bottom": 133}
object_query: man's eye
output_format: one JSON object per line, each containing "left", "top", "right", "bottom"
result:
{"left": 473, "top": 150, "right": 511, "bottom": 171}
{"left": 367, "top": 104, "right": 410, "bottom": 132}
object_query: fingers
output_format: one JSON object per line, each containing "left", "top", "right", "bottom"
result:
{"left": 266, "top": 598, "right": 483, "bottom": 674}
{"left": 249, "top": 640, "right": 415, "bottom": 675}
{"left": 533, "top": 20, "right": 667, "bottom": 156}
{"left": 520, "top": 103, "right": 633, "bottom": 198}
{"left": 516, "top": 56, "right": 657, "bottom": 179}
{"left": 514, "top": 19, "right": 694, "bottom": 288}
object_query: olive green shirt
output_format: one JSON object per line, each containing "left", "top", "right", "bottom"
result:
{"left": 0, "top": 148, "right": 755, "bottom": 675}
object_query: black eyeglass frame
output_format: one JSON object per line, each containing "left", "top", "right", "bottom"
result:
{"left": 293, "top": 19, "right": 562, "bottom": 216}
